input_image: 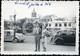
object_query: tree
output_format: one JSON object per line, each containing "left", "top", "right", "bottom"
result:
{"left": 20, "top": 19, "right": 26, "bottom": 34}
{"left": 72, "top": 17, "right": 76, "bottom": 24}
{"left": 4, "top": 21, "right": 8, "bottom": 30}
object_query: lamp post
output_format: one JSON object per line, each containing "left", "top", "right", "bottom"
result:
{"left": 13, "top": 10, "right": 16, "bottom": 42}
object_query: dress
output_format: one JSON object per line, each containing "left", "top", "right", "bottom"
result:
{"left": 42, "top": 29, "right": 48, "bottom": 47}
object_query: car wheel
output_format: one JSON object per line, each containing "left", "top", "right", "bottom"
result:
{"left": 56, "top": 40, "right": 64, "bottom": 45}
{"left": 12, "top": 39, "right": 17, "bottom": 43}
{"left": 21, "top": 40, "right": 24, "bottom": 42}
{"left": 17, "top": 39, "right": 20, "bottom": 43}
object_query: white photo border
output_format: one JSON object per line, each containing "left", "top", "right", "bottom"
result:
{"left": 1, "top": 1, "right": 79, "bottom": 55}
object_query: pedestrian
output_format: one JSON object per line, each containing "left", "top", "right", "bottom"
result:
{"left": 41, "top": 25, "right": 51, "bottom": 52}
{"left": 33, "top": 21, "right": 41, "bottom": 52}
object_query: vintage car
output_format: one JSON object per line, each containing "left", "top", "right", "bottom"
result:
{"left": 15, "top": 33, "right": 25, "bottom": 42}
{"left": 53, "top": 30, "right": 76, "bottom": 45}
{"left": 4, "top": 30, "right": 25, "bottom": 43}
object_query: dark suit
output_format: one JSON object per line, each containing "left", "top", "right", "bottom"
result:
{"left": 33, "top": 24, "right": 42, "bottom": 51}
{"left": 34, "top": 34, "right": 41, "bottom": 51}
{"left": 33, "top": 27, "right": 41, "bottom": 51}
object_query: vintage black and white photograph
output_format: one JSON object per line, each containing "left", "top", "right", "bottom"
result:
{"left": 1, "top": 1, "right": 79, "bottom": 55}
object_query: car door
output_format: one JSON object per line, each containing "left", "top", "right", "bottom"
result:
{"left": 68, "top": 31, "right": 75, "bottom": 43}
{"left": 61, "top": 33, "right": 68, "bottom": 43}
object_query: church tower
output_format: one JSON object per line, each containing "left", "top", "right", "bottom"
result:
{"left": 31, "top": 8, "right": 37, "bottom": 18}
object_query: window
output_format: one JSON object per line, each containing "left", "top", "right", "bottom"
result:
{"left": 49, "top": 24, "right": 51, "bottom": 27}
{"left": 47, "top": 28, "right": 48, "bottom": 30}
{"left": 7, "top": 31, "right": 10, "bottom": 34}
{"left": 45, "top": 19, "right": 46, "bottom": 21}
{"left": 4, "top": 31, "right": 6, "bottom": 34}
{"left": 48, "top": 19, "right": 49, "bottom": 21}
{"left": 51, "top": 19, "right": 52, "bottom": 21}
{"left": 64, "top": 23, "right": 67, "bottom": 27}
{"left": 46, "top": 23, "right": 48, "bottom": 27}
{"left": 7, "top": 31, "right": 10, "bottom": 36}
{"left": 55, "top": 23, "right": 58, "bottom": 27}
{"left": 59, "top": 23, "right": 62, "bottom": 27}
{"left": 68, "top": 23, "right": 71, "bottom": 27}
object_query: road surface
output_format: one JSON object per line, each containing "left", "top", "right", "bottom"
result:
{"left": 4, "top": 42, "right": 75, "bottom": 52}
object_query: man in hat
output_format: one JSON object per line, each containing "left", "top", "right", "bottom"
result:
{"left": 33, "top": 21, "right": 41, "bottom": 52}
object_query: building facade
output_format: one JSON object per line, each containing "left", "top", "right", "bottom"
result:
{"left": 20, "top": 9, "right": 76, "bottom": 35}
{"left": 6, "top": 9, "right": 76, "bottom": 36}
{"left": 39, "top": 14, "right": 76, "bottom": 34}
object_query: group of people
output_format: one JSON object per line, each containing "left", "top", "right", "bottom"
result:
{"left": 33, "top": 21, "right": 51, "bottom": 52}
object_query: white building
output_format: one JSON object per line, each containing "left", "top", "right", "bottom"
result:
{"left": 40, "top": 14, "right": 76, "bottom": 33}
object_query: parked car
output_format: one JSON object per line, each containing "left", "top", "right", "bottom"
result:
{"left": 53, "top": 30, "right": 76, "bottom": 45}
{"left": 15, "top": 33, "right": 25, "bottom": 42}
{"left": 4, "top": 30, "right": 25, "bottom": 43}
{"left": 4, "top": 30, "right": 14, "bottom": 42}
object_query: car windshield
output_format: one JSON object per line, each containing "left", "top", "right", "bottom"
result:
{"left": 67, "top": 31, "right": 75, "bottom": 35}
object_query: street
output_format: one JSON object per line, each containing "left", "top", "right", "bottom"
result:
{"left": 4, "top": 36, "right": 75, "bottom": 52}
{"left": 4, "top": 42, "right": 75, "bottom": 52}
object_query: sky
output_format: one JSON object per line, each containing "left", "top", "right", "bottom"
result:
{"left": 2, "top": 1, "right": 79, "bottom": 21}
